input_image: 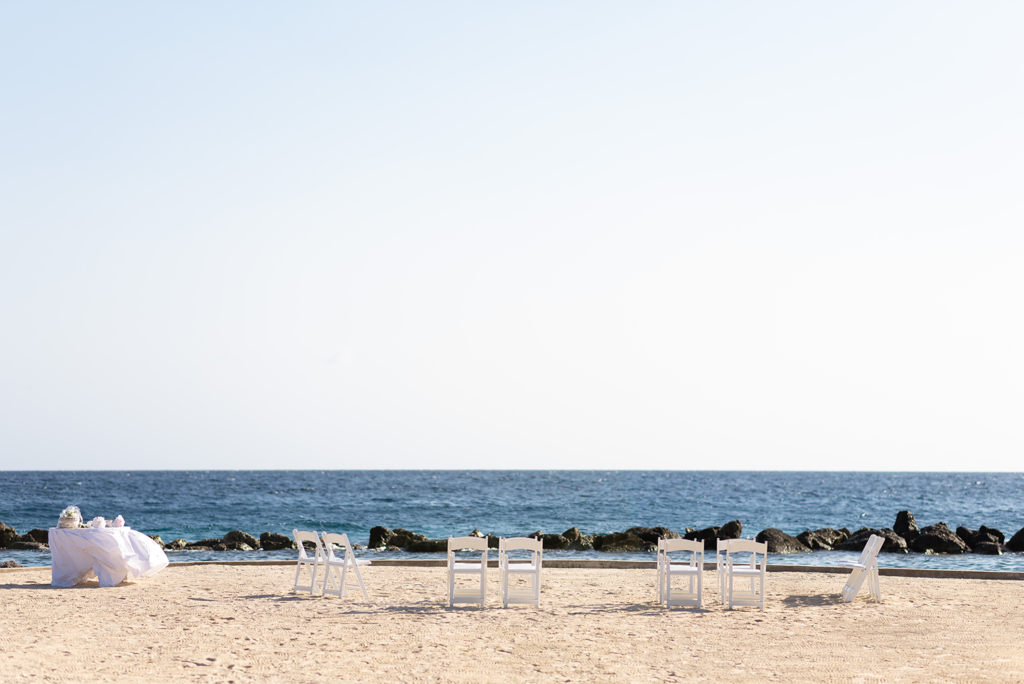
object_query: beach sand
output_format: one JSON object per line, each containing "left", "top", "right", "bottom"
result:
{"left": 1, "top": 564, "right": 1021, "bottom": 683}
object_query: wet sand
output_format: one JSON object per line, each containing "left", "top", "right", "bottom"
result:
{"left": 1, "top": 564, "right": 1022, "bottom": 683}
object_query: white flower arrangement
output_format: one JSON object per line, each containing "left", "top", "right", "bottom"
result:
{"left": 111, "top": 515, "right": 125, "bottom": 528}
{"left": 60, "top": 505, "right": 81, "bottom": 520}
{"left": 89, "top": 516, "right": 106, "bottom": 529}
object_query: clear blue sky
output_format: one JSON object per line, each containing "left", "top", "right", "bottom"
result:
{"left": 1, "top": 2, "right": 1022, "bottom": 470}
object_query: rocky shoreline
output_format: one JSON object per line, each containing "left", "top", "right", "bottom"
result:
{"left": 2, "top": 511, "right": 1022, "bottom": 561}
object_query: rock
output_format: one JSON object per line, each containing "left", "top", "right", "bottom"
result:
{"left": 592, "top": 532, "right": 653, "bottom": 553}
{"left": 797, "top": 528, "right": 849, "bottom": 551}
{"left": 562, "top": 527, "right": 594, "bottom": 551}
{"left": 1006, "top": 527, "right": 1024, "bottom": 552}
{"left": 719, "top": 520, "right": 743, "bottom": 540}
{"left": 485, "top": 535, "right": 500, "bottom": 549}
{"left": 259, "top": 532, "right": 297, "bottom": 551}
{"left": 8, "top": 540, "right": 46, "bottom": 550}
{"left": 835, "top": 528, "right": 907, "bottom": 554}
{"left": 971, "top": 541, "right": 1003, "bottom": 555}
{"left": 469, "top": 529, "right": 484, "bottom": 538}
{"left": 368, "top": 526, "right": 394, "bottom": 549}
{"left": 956, "top": 526, "right": 977, "bottom": 547}
{"left": 223, "top": 542, "right": 253, "bottom": 551}
{"left": 894, "top": 511, "right": 920, "bottom": 543}
{"left": 539, "top": 534, "right": 570, "bottom": 550}
{"left": 165, "top": 539, "right": 187, "bottom": 550}
{"left": 0, "top": 522, "right": 18, "bottom": 549}
{"left": 911, "top": 523, "right": 969, "bottom": 554}
{"left": 388, "top": 529, "right": 427, "bottom": 549}
{"left": 406, "top": 539, "right": 449, "bottom": 553}
{"left": 958, "top": 526, "right": 1004, "bottom": 547}
{"left": 755, "top": 528, "right": 810, "bottom": 554}
{"left": 24, "top": 529, "right": 49, "bottom": 545}
{"left": 624, "top": 527, "right": 680, "bottom": 544}
{"left": 684, "top": 527, "right": 722, "bottom": 550}
{"left": 187, "top": 538, "right": 224, "bottom": 549}
{"left": 223, "top": 530, "right": 259, "bottom": 548}
{"left": 148, "top": 535, "right": 165, "bottom": 548}
{"left": 352, "top": 544, "right": 365, "bottom": 550}
{"left": 0, "top": 560, "right": 23, "bottom": 568}
{"left": 384, "top": 545, "right": 402, "bottom": 552}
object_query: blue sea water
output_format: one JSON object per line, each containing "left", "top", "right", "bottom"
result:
{"left": 1, "top": 470, "right": 1022, "bottom": 570}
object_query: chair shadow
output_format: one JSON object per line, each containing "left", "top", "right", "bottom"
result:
{"left": 566, "top": 602, "right": 712, "bottom": 615}
{"left": 781, "top": 593, "right": 844, "bottom": 607}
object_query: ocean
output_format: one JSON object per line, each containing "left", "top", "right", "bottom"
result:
{"left": 1, "top": 470, "right": 1021, "bottom": 570}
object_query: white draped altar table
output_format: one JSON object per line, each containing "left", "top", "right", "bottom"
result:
{"left": 49, "top": 527, "right": 169, "bottom": 587}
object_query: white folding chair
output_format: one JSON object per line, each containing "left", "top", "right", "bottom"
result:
{"left": 724, "top": 539, "right": 767, "bottom": 611}
{"left": 499, "top": 537, "right": 542, "bottom": 608}
{"left": 320, "top": 532, "right": 371, "bottom": 601}
{"left": 292, "top": 529, "right": 325, "bottom": 594}
{"left": 447, "top": 535, "right": 488, "bottom": 608}
{"left": 658, "top": 538, "right": 703, "bottom": 608}
{"left": 839, "top": 534, "right": 883, "bottom": 603}
{"left": 716, "top": 538, "right": 733, "bottom": 605}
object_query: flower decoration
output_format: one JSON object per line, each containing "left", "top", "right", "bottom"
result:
{"left": 111, "top": 515, "right": 125, "bottom": 528}
{"left": 60, "top": 505, "right": 82, "bottom": 520}
{"left": 89, "top": 517, "right": 106, "bottom": 529}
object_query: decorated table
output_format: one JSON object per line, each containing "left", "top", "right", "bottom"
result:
{"left": 49, "top": 526, "right": 169, "bottom": 587}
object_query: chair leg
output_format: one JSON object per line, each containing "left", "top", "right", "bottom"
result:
{"left": 352, "top": 563, "right": 370, "bottom": 601}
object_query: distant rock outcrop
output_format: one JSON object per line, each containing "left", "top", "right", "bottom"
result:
{"left": 0, "top": 560, "right": 23, "bottom": 568}
{"left": 24, "top": 529, "right": 49, "bottom": 545}
{"left": 893, "top": 511, "right": 920, "bottom": 544}
{"left": 165, "top": 538, "right": 187, "bottom": 550}
{"left": 593, "top": 532, "right": 653, "bottom": 553}
{"left": 755, "top": 529, "right": 810, "bottom": 554}
{"left": 223, "top": 530, "right": 259, "bottom": 549}
{"left": 797, "top": 528, "right": 849, "bottom": 551}
{"left": 1007, "top": 527, "right": 1024, "bottom": 553}
{"left": 259, "top": 532, "right": 296, "bottom": 551}
{"left": 562, "top": 527, "right": 594, "bottom": 551}
{"left": 910, "top": 523, "right": 969, "bottom": 554}
{"left": 624, "top": 527, "right": 680, "bottom": 544}
{"left": 0, "top": 522, "right": 18, "bottom": 549}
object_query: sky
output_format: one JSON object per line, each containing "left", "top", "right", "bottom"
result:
{"left": 1, "top": 2, "right": 1022, "bottom": 471}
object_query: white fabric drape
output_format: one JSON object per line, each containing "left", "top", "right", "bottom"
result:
{"left": 49, "top": 527, "right": 169, "bottom": 587}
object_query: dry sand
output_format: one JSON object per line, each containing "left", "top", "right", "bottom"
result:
{"left": 1, "top": 564, "right": 1022, "bottom": 683}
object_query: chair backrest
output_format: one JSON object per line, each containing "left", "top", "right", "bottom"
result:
{"left": 448, "top": 536, "right": 489, "bottom": 552}
{"left": 857, "top": 534, "right": 884, "bottom": 564}
{"left": 293, "top": 529, "right": 323, "bottom": 560}
{"left": 321, "top": 532, "right": 352, "bottom": 560}
{"left": 726, "top": 540, "right": 767, "bottom": 567}
{"left": 717, "top": 538, "right": 732, "bottom": 553}
{"left": 500, "top": 537, "right": 542, "bottom": 553}
{"left": 662, "top": 538, "right": 703, "bottom": 555}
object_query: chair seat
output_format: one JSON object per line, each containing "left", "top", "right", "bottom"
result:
{"left": 452, "top": 561, "right": 484, "bottom": 571}
{"left": 730, "top": 567, "right": 762, "bottom": 577}
{"left": 839, "top": 561, "right": 866, "bottom": 569}
{"left": 325, "top": 558, "right": 371, "bottom": 567}
{"left": 505, "top": 562, "right": 538, "bottom": 573}
{"left": 666, "top": 564, "right": 700, "bottom": 575}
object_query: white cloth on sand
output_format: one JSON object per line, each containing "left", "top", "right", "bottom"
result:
{"left": 49, "top": 527, "right": 169, "bottom": 588}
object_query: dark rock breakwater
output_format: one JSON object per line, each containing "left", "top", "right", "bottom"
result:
{"left": 1, "top": 512, "right": 1021, "bottom": 557}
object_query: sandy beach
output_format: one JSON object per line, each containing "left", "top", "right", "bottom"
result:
{"left": 2, "top": 564, "right": 1022, "bottom": 683}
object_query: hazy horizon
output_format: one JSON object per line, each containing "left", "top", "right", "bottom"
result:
{"left": 2, "top": 2, "right": 1022, "bottom": 471}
